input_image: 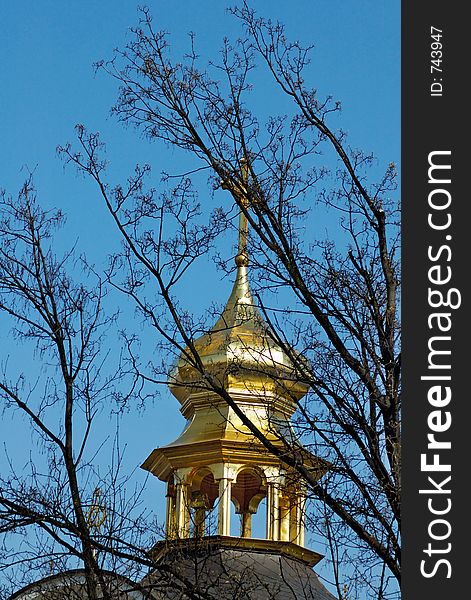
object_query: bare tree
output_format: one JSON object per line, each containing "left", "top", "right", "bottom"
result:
{"left": 0, "top": 180, "right": 160, "bottom": 599}
{"left": 58, "top": 4, "right": 400, "bottom": 598}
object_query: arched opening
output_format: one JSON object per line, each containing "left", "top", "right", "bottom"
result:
{"left": 188, "top": 469, "right": 219, "bottom": 537}
{"left": 231, "top": 468, "right": 266, "bottom": 538}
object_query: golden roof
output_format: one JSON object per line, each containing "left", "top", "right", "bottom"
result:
{"left": 168, "top": 260, "right": 309, "bottom": 410}
{"left": 169, "top": 160, "right": 310, "bottom": 411}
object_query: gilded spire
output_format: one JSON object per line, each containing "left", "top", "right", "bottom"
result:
{"left": 221, "top": 157, "right": 250, "bottom": 269}
{"left": 167, "top": 156, "right": 309, "bottom": 406}
{"left": 235, "top": 157, "right": 250, "bottom": 268}
{"left": 215, "top": 157, "right": 258, "bottom": 331}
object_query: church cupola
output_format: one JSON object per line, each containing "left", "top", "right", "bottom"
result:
{"left": 141, "top": 162, "right": 329, "bottom": 553}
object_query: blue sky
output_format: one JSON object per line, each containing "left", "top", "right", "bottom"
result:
{"left": 0, "top": 0, "right": 400, "bottom": 591}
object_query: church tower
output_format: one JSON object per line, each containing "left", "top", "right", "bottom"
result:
{"left": 141, "top": 164, "right": 333, "bottom": 581}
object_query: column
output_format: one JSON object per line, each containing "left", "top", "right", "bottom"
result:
{"left": 218, "top": 478, "right": 232, "bottom": 536}
{"left": 266, "top": 484, "right": 273, "bottom": 539}
{"left": 241, "top": 512, "right": 252, "bottom": 538}
{"left": 175, "top": 482, "right": 190, "bottom": 538}
{"left": 165, "top": 483, "right": 176, "bottom": 539}
{"left": 297, "top": 493, "right": 306, "bottom": 547}
{"left": 290, "top": 492, "right": 306, "bottom": 546}
{"left": 193, "top": 507, "right": 206, "bottom": 538}
{"left": 279, "top": 494, "right": 290, "bottom": 542}
{"left": 266, "top": 483, "right": 280, "bottom": 541}
{"left": 272, "top": 484, "right": 280, "bottom": 541}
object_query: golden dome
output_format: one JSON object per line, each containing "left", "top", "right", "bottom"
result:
{"left": 169, "top": 261, "right": 309, "bottom": 412}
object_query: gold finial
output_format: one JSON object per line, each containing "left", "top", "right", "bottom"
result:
{"left": 86, "top": 487, "right": 107, "bottom": 558}
{"left": 221, "top": 157, "right": 250, "bottom": 268}
{"left": 86, "top": 487, "right": 107, "bottom": 529}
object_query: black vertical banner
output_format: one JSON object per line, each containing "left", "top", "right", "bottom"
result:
{"left": 402, "top": 4, "right": 467, "bottom": 599}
